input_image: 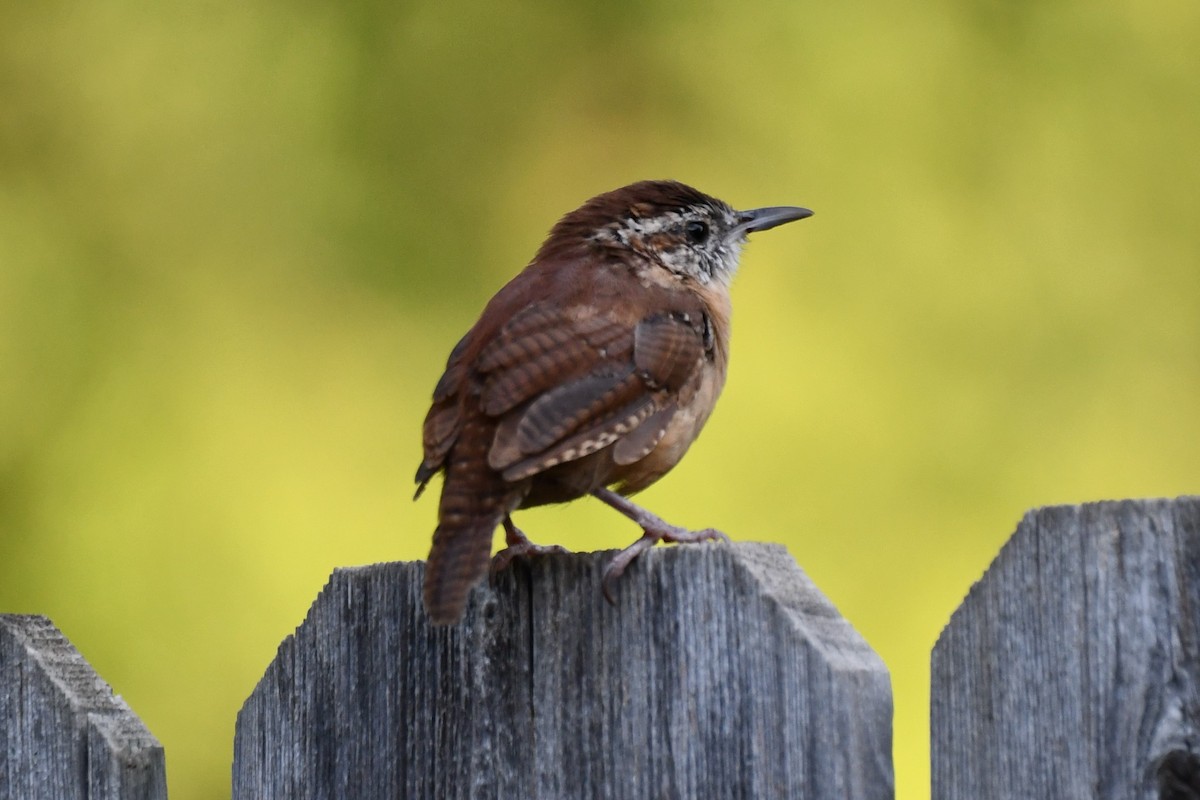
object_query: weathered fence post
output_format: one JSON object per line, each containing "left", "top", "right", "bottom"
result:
{"left": 0, "top": 614, "right": 167, "bottom": 800}
{"left": 233, "top": 541, "right": 894, "bottom": 799}
{"left": 931, "top": 497, "right": 1200, "bottom": 799}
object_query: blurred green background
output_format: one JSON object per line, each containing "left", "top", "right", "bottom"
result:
{"left": 2, "top": 1, "right": 1198, "bottom": 797}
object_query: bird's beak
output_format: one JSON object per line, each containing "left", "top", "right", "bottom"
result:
{"left": 732, "top": 206, "right": 813, "bottom": 238}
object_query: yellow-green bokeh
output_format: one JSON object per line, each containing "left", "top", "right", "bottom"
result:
{"left": 2, "top": 2, "right": 1198, "bottom": 798}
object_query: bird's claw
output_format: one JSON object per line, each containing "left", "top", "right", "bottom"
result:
{"left": 492, "top": 516, "right": 568, "bottom": 575}
{"left": 601, "top": 526, "right": 728, "bottom": 605}
{"left": 491, "top": 540, "right": 569, "bottom": 574}
{"left": 659, "top": 527, "right": 729, "bottom": 545}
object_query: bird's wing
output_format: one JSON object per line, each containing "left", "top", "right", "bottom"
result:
{"left": 415, "top": 332, "right": 471, "bottom": 496}
{"left": 482, "top": 305, "right": 707, "bottom": 481}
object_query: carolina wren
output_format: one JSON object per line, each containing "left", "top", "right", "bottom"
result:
{"left": 416, "top": 180, "right": 811, "bottom": 624}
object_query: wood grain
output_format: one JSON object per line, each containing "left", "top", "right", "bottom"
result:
{"left": 234, "top": 542, "right": 894, "bottom": 799}
{"left": 932, "top": 497, "right": 1200, "bottom": 799}
{"left": 0, "top": 614, "right": 166, "bottom": 800}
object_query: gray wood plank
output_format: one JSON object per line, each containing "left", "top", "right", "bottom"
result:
{"left": 234, "top": 542, "right": 894, "bottom": 799}
{"left": 931, "top": 497, "right": 1200, "bottom": 800}
{"left": 0, "top": 614, "right": 167, "bottom": 800}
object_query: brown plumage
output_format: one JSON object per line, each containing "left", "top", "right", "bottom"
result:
{"left": 416, "top": 180, "right": 811, "bottom": 624}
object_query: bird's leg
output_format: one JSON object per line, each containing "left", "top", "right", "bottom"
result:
{"left": 491, "top": 515, "right": 569, "bottom": 574}
{"left": 590, "top": 487, "right": 730, "bottom": 604}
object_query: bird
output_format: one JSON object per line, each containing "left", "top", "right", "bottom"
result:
{"left": 415, "top": 179, "right": 811, "bottom": 624}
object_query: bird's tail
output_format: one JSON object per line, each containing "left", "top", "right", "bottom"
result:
{"left": 423, "top": 416, "right": 511, "bottom": 625}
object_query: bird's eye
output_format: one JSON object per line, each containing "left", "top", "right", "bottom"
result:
{"left": 684, "top": 220, "right": 709, "bottom": 245}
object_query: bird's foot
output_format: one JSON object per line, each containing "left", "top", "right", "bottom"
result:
{"left": 491, "top": 516, "right": 568, "bottom": 574}
{"left": 601, "top": 525, "right": 728, "bottom": 604}
{"left": 590, "top": 487, "right": 728, "bottom": 604}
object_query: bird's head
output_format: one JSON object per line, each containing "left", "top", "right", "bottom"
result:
{"left": 538, "top": 180, "right": 812, "bottom": 288}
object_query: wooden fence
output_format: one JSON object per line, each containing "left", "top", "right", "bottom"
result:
{"left": 2, "top": 497, "right": 1198, "bottom": 798}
